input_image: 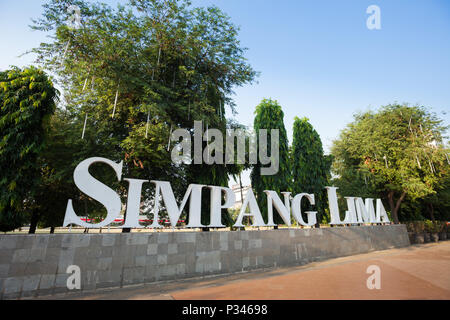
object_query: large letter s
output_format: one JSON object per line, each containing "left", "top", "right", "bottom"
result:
{"left": 63, "top": 157, "right": 123, "bottom": 228}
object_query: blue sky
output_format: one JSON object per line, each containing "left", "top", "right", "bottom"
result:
{"left": 1, "top": 0, "right": 449, "bottom": 185}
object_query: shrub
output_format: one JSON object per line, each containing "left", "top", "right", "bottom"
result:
{"left": 406, "top": 221, "right": 425, "bottom": 233}
{"left": 424, "top": 220, "right": 441, "bottom": 233}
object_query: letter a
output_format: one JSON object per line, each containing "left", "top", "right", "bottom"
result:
{"left": 366, "top": 5, "right": 381, "bottom": 30}
{"left": 366, "top": 265, "right": 381, "bottom": 289}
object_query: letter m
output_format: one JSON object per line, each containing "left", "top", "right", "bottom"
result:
{"left": 151, "top": 181, "right": 205, "bottom": 228}
{"left": 354, "top": 198, "right": 377, "bottom": 223}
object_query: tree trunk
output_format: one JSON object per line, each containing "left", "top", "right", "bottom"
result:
{"left": 429, "top": 203, "right": 435, "bottom": 222}
{"left": 28, "top": 211, "right": 40, "bottom": 234}
{"left": 315, "top": 212, "right": 321, "bottom": 228}
{"left": 387, "top": 191, "right": 395, "bottom": 221}
{"left": 387, "top": 191, "right": 406, "bottom": 224}
{"left": 50, "top": 226, "right": 55, "bottom": 234}
{"left": 315, "top": 190, "right": 322, "bottom": 229}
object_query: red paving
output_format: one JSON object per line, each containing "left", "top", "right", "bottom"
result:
{"left": 171, "top": 242, "right": 450, "bottom": 300}
{"left": 54, "top": 242, "right": 450, "bottom": 300}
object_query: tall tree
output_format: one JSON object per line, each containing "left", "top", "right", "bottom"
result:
{"left": 31, "top": 108, "right": 114, "bottom": 233}
{"left": 250, "top": 99, "right": 291, "bottom": 225}
{"left": 291, "top": 117, "right": 331, "bottom": 226}
{"left": 331, "top": 104, "right": 449, "bottom": 224}
{"left": 0, "top": 67, "right": 57, "bottom": 232}
{"left": 29, "top": 0, "right": 257, "bottom": 229}
{"left": 420, "top": 168, "right": 450, "bottom": 222}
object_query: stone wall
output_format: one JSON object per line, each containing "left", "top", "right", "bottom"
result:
{"left": 0, "top": 224, "right": 410, "bottom": 299}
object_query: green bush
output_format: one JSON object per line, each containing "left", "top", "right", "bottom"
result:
{"left": 405, "top": 221, "right": 414, "bottom": 232}
{"left": 435, "top": 221, "right": 444, "bottom": 233}
{"left": 405, "top": 221, "right": 425, "bottom": 233}
{"left": 424, "top": 220, "right": 441, "bottom": 233}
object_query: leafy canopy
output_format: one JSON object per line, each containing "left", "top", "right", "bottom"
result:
{"left": 291, "top": 116, "right": 331, "bottom": 223}
{"left": 0, "top": 67, "right": 58, "bottom": 231}
{"left": 28, "top": 0, "right": 257, "bottom": 226}
{"left": 250, "top": 98, "right": 291, "bottom": 224}
{"left": 331, "top": 104, "right": 448, "bottom": 222}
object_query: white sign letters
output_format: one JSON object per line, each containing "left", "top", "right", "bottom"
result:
{"left": 64, "top": 157, "right": 390, "bottom": 229}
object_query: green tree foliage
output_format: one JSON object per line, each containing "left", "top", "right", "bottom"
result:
{"left": 398, "top": 169, "right": 450, "bottom": 222}
{"left": 331, "top": 104, "right": 449, "bottom": 224}
{"left": 291, "top": 117, "right": 332, "bottom": 225}
{"left": 28, "top": 0, "right": 257, "bottom": 229}
{"left": 250, "top": 99, "right": 291, "bottom": 224}
{"left": 32, "top": 109, "right": 115, "bottom": 232}
{"left": 0, "top": 67, "right": 57, "bottom": 232}
{"left": 422, "top": 170, "right": 450, "bottom": 221}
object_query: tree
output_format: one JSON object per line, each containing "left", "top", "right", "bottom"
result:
{"left": 0, "top": 67, "right": 57, "bottom": 232}
{"left": 228, "top": 121, "right": 254, "bottom": 228}
{"left": 29, "top": 0, "right": 257, "bottom": 230}
{"left": 291, "top": 117, "right": 331, "bottom": 226}
{"left": 31, "top": 109, "right": 101, "bottom": 233}
{"left": 331, "top": 104, "right": 449, "bottom": 224}
{"left": 250, "top": 99, "right": 291, "bottom": 225}
{"left": 419, "top": 168, "right": 450, "bottom": 222}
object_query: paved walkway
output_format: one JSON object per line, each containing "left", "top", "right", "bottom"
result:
{"left": 50, "top": 242, "right": 450, "bottom": 300}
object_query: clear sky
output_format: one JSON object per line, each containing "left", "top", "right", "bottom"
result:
{"left": 1, "top": 0, "right": 449, "bottom": 185}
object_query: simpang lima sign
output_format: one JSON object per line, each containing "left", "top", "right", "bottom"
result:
{"left": 63, "top": 157, "right": 390, "bottom": 229}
